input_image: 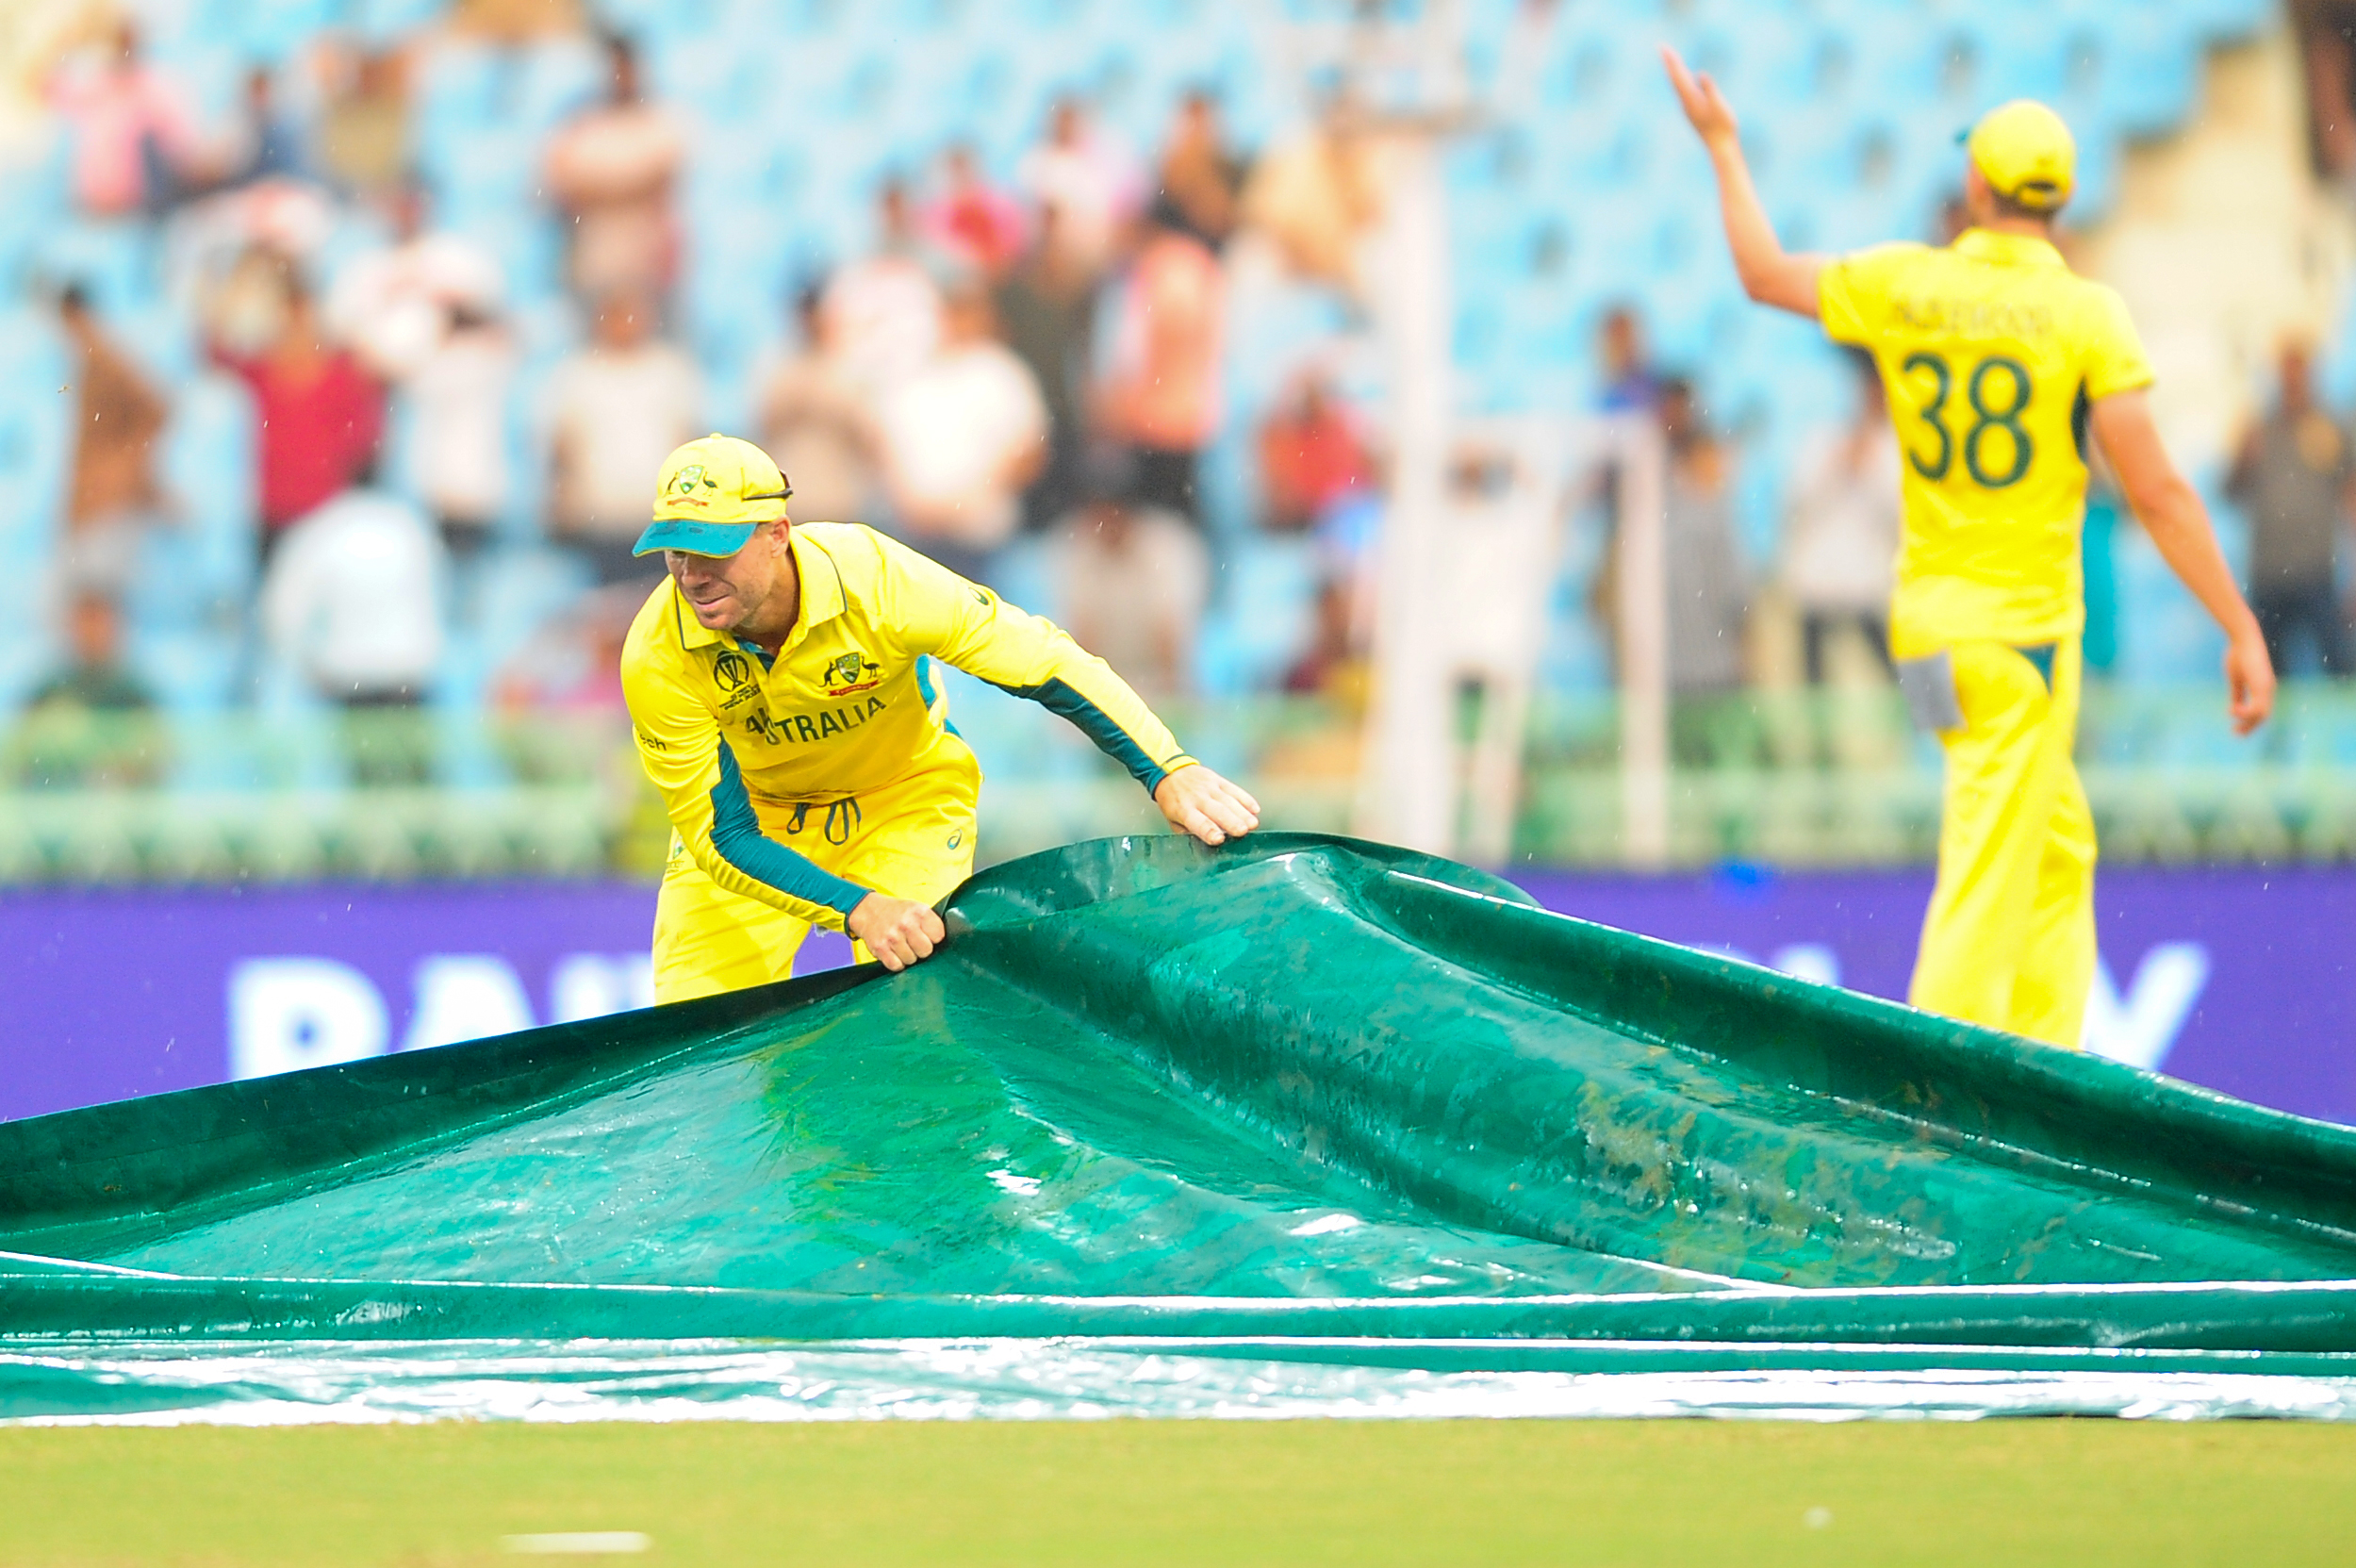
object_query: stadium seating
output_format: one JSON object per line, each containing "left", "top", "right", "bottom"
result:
{"left": 0, "top": 0, "right": 2284, "bottom": 753}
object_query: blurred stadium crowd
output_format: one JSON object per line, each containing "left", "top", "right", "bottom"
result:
{"left": 0, "top": 0, "right": 2350, "bottom": 879}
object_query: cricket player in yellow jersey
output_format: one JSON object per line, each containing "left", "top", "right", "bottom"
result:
{"left": 1665, "top": 54, "right": 2275, "bottom": 1047}
{"left": 621, "top": 434, "right": 1260, "bottom": 999}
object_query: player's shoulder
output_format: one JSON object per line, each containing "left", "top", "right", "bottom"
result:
{"left": 793, "top": 519, "right": 904, "bottom": 615}
{"left": 2035, "top": 266, "right": 2141, "bottom": 348}
{"left": 793, "top": 519, "right": 892, "bottom": 583}
{"left": 2066, "top": 272, "right": 2135, "bottom": 317}
{"left": 792, "top": 518, "right": 880, "bottom": 552}
{"left": 1842, "top": 239, "right": 1936, "bottom": 267}
{"left": 1820, "top": 243, "right": 1942, "bottom": 321}
{"left": 1831, "top": 240, "right": 1936, "bottom": 283}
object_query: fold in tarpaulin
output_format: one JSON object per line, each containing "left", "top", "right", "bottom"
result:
{"left": 7, "top": 1341, "right": 2356, "bottom": 1426}
{"left": 3, "top": 834, "right": 2355, "bottom": 1422}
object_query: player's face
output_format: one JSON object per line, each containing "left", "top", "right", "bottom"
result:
{"left": 666, "top": 522, "right": 791, "bottom": 634}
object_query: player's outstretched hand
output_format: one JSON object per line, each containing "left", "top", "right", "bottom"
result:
{"left": 848, "top": 892, "right": 947, "bottom": 972}
{"left": 1155, "top": 765, "right": 1260, "bottom": 848}
{"left": 2226, "top": 628, "right": 2276, "bottom": 736}
{"left": 1661, "top": 46, "right": 1738, "bottom": 152}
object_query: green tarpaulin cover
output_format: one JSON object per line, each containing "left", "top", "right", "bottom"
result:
{"left": 4, "top": 834, "right": 2354, "bottom": 1421}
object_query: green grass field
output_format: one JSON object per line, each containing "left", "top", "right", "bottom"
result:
{"left": 2, "top": 1417, "right": 2351, "bottom": 1566}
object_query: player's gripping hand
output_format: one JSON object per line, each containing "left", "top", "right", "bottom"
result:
{"left": 848, "top": 892, "right": 947, "bottom": 972}
{"left": 1154, "top": 764, "right": 1260, "bottom": 848}
{"left": 2225, "top": 627, "right": 2277, "bottom": 736}
{"left": 1661, "top": 46, "right": 1738, "bottom": 153}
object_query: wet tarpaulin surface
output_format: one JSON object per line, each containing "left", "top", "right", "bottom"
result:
{"left": 3, "top": 834, "right": 2355, "bottom": 1422}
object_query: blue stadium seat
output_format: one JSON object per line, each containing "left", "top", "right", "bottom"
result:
{"left": 0, "top": 140, "right": 69, "bottom": 289}
{"left": 32, "top": 219, "right": 156, "bottom": 317}
{"left": 1962, "top": 27, "right": 2066, "bottom": 109}
{"left": 0, "top": 318, "right": 66, "bottom": 708}
{"left": 2091, "top": 8, "right": 2202, "bottom": 139}
{"left": 1197, "top": 531, "right": 1321, "bottom": 694}
{"left": 349, "top": 0, "right": 445, "bottom": 42}
{"left": 1837, "top": 5, "right": 1961, "bottom": 108}
{"left": 156, "top": 372, "right": 256, "bottom": 590}
{"left": 2176, "top": 0, "right": 2276, "bottom": 41}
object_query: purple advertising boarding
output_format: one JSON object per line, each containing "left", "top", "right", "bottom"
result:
{"left": 0, "top": 867, "right": 2348, "bottom": 1127}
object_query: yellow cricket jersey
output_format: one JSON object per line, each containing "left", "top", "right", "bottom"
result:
{"left": 620, "top": 520, "right": 1196, "bottom": 931}
{"left": 1818, "top": 228, "right": 2155, "bottom": 656}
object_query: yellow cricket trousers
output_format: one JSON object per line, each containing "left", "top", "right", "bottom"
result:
{"left": 1908, "top": 637, "right": 2097, "bottom": 1048}
{"left": 651, "top": 751, "right": 980, "bottom": 1003}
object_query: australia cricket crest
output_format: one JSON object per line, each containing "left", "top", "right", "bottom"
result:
{"left": 821, "top": 650, "right": 883, "bottom": 698}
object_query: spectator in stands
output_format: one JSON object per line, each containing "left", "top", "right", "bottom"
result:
{"left": 260, "top": 463, "right": 448, "bottom": 708}
{"left": 759, "top": 286, "right": 880, "bottom": 525}
{"left": 28, "top": 590, "right": 153, "bottom": 715}
{"left": 545, "top": 290, "right": 702, "bottom": 586}
{"left": 995, "top": 202, "right": 1096, "bottom": 531}
{"left": 1240, "top": 91, "right": 1379, "bottom": 291}
{"left": 203, "top": 243, "right": 295, "bottom": 359}
{"left": 219, "top": 65, "right": 304, "bottom": 190}
{"left": 1587, "top": 304, "right": 1664, "bottom": 661}
{"left": 43, "top": 19, "right": 205, "bottom": 219}
{"left": 2227, "top": 339, "right": 2356, "bottom": 677}
{"left": 1157, "top": 90, "right": 1244, "bottom": 249}
{"left": 1055, "top": 451, "right": 1209, "bottom": 704}
{"left": 1018, "top": 97, "right": 1145, "bottom": 277}
{"left": 1096, "top": 201, "right": 1224, "bottom": 527}
{"left": 919, "top": 144, "right": 1029, "bottom": 279}
{"left": 407, "top": 300, "right": 517, "bottom": 573}
{"left": 209, "top": 265, "right": 386, "bottom": 566}
{"left": 875, "top": 281, "right": 1048, "bottom": 586}
{"left": 12, "top": 590, "right": 159, "bottom": 790}
{"left": 329, "top": 183, "right": 504, "bottom": 381}
{"left": 1659, "top": 378, "right": 1753, "bottom": 761}
{"left": 1781, "top": 352, "right": 1900, "bottom": 685}
{"left": 1596, "top": 305, "right": 1660, "bottom": 415}
{"left": 57, "top": 285, "right": 170, "bottom": 597}
{"left": 1258, "top": 371, "right": 1373, "bottom": 533}
{"left": 823, "top": 178, "right": 945, "bottom": 394}
{"left": 544, "top": 33, "right": 685, "bottom": 309}
{"left": 313, "top": 43, "right": 409, "bottom": 207}
{"left": 1284, "top": 577, "right": 1363, "bottom": 699}
{"left": 1288, "top": 448, "right": 1385, "bottom": 698}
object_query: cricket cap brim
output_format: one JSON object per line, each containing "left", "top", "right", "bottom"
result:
{"left": 633, "top": 519, "right": 763, "bottom": 557}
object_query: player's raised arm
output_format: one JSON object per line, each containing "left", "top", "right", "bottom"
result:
{"left": 1661, "top": 46, "right": 1826, "bottom": 319}
{"left": 2089, "top": 388, "right": 2276, "bottom": 734}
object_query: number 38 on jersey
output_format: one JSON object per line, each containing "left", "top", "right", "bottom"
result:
{"left": 1898, "top": 351, "right": 2037, "bottom": 489}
